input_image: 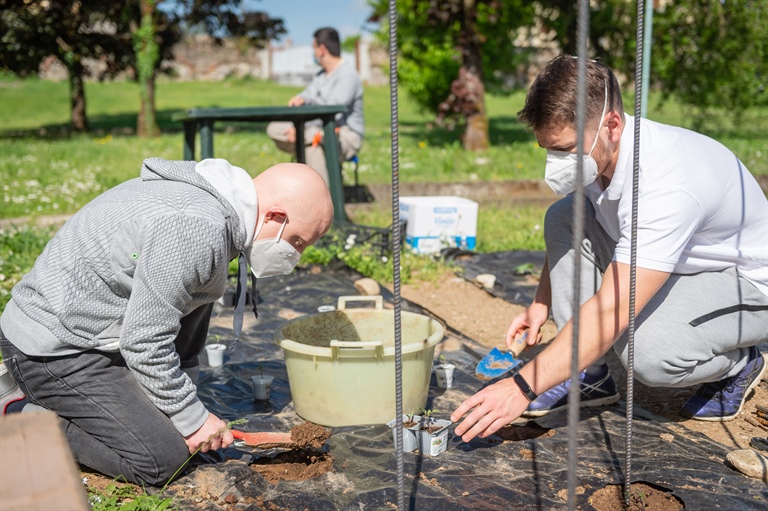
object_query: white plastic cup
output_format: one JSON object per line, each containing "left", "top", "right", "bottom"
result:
{"left": 434, "top": 364, "right": 456, "bottom": 389}
{"left": 205, "top": 343, "right": 226, "bottom": 367}
{"left": 251, "top": 375, "right": 274, "bottom": 400}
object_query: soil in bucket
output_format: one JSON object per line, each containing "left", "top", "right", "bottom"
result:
{"left": 589, "top": 482, "right": 684, "bottom": 511}
{"left": 249, "top": 421, "right": 334, "bottom": 484}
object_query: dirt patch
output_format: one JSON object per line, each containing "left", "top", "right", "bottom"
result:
{"left": 395, "top": 270, "right": 768, "bottom": 450}
{"left": 493, "top": 423, "right": 556, "bottom": 442}
{"left": 250, "top": 450, "right": 334, "bottom": 484}
{"left": 589, "top": 482, "right": 684, "bottom": 511}
{"left": 290, "top": 421, "right": 331, "bottom": 449}
{"left": 556, "top": 485, "right": 590, "bottom": 499}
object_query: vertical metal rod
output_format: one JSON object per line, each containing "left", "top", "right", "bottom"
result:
{"left": 567, "top": 1, "right": 590, "bottom": 509}
{"left": 640, "top": 0, "right": 653, "bottom": 119}
{"left": 387, "top": 1, "right": 405, "bottom": 510}
{"left": 625, "top": 0, "right": 645, "bottom": 504}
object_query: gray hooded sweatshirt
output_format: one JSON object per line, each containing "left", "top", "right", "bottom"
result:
{"left": 1, "top": 158, "right": 257, "bottom": 436}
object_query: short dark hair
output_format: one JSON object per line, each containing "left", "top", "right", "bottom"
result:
{"left": 517, "top": 54, "right": 623, "bottom": 132}
{"left": 313, "top": 27, "right": 341, "bottom": 57}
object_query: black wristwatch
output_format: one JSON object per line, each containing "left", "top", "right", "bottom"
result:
{"left": 513, "top": 373, "right": 538, "bottom": 402}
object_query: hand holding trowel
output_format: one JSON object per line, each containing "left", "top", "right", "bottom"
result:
{"left": 475, "top": 331, "right": 529, "bottom": 380}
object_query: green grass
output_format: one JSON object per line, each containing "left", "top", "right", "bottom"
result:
{"left": 4, "top": 78, "right": 763, "bottom": 219}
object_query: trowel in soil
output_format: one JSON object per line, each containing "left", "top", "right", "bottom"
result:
{"left": 475, "top": 332, "right": 528, "bottom": 380}
{"left": 231, "top": 429, "right": 295, "bottom": 449}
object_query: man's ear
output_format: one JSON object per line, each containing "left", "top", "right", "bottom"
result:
{"left": 606, "top": 111, "right": 623, "bottom": 143}
{"left": 263, "top": 207, "right": 288, "bottom": 223}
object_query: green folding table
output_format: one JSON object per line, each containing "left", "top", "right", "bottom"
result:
{"left": 172, "top": 105, "right": 349, "bottom": 222}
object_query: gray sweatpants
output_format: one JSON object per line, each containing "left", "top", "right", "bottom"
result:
{"left": 0, "top": 303, "right": 213, "bottom": 486}
{"left": 545, "top": 195, "right": 768, "bottom": 388}
{"left": 266, "top": 121, "right": 362, "bottom": 187}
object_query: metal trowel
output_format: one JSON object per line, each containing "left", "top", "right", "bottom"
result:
{"left": 475, "top": 332, "right": 528, "bottom": 380}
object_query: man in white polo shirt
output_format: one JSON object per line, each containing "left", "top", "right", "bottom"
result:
{"left": 452, "top": 55, "right": 768, "bottom": 441}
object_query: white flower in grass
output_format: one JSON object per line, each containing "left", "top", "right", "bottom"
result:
{"left": 381, "top": 256, "right": 388, "bottom": 263}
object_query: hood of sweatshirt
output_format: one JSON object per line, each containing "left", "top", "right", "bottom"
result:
{"left": 139, "top": 157, "right": 257, "bottom": 251}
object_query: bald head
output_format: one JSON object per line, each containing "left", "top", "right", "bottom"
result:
{"left": 252, "top": 163, "right": 333, "bottom": 249}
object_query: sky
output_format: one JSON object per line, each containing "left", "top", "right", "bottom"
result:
{"left": 245, "top": 0, "right": 378, "bottom": 47}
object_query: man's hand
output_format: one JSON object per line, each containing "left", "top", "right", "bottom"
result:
{"left": 505, "top": 302, "right": 549, "bottom": 350}
{"left": 184, "top": 413, "right": 235, "bottom": 454}
{"left": 283, "top": 126, "right": 297, "bottom": 144}
{"left": 288, "top": 95, "right": 305, "bottom": 107}
{"left": 450, "top": 378, "right": 531, "bottom": 443}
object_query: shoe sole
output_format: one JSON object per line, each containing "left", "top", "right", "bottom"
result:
{"left": 686, "top": 354, "right": 767, "bottom": 422}
{"left": 521, "top": 393, "right": 621, "bottom": 418}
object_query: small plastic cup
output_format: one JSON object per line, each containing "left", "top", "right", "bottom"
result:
{"left": 475, "top": 273, "right": 496, "bottom": 290}
{"left": 434, "top": 364, "right": 456, "bottom": 389}
{"left": 251, "top": 375, "right": 274, "bottom": 400}
{"left": 205, "top": 343, "right": 226, "bottom": 367}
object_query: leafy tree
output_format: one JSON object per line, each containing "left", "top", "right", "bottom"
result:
{"left": 372, "top": 0, "right": 535, "bottom": 151}
{"left": 650, "top": 0, "right": 767, "bottom": 128}
{"left": 0, "top": 0, "right": 283, "bottom": 136}
{"left": 535, "top": 0, "right": 767, "bottom": 128}
{"left": 0, "top": 1, "right": 131, "bottom": 132}
{"left": 535, "top": 0, "right": 637, "bottom": 75}
{"left": 342, "top": 35, "right": 362, "bottom": 54}
{"left": 132, "top": 0, "right": 286, "bottom": 137}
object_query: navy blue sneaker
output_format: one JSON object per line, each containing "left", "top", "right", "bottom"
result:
{"left": 680, "top": 346, "right": 766, "bottom": 422}
{"left": 521, "top": 363, "right": 620, "bottom": 417}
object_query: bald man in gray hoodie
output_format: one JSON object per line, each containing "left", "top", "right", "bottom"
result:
{"left": 0, "top": 158, "right": 332, "bottom": 485}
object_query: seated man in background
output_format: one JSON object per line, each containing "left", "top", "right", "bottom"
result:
{"left": 267, "top": 27, "right": 364, "bottom": 187}
{"left": 0, "top": 158, "right": 333, "bottom": 485}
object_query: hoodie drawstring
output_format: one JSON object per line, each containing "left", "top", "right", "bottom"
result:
{"left": 230, "top": 252, "right": 259, "bottom": 350}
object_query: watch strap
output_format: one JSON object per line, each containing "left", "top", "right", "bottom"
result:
{"left": 513, "top": 373, "right": 538, "bottom": 402}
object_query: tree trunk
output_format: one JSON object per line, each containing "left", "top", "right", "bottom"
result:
{"left": 460, "top": 0, "right": 488, "bottom": 151}
{"left": 69, "top": 58, "right": 88, "bottom": 133}
{"left": 138, "top": 72, "right": 159, "bottom": 137}
{"left": 135, "top": 0, "right": 160, "bottom": 137}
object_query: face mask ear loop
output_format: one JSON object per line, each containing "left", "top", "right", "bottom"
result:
{"left": 275, "top": 216, "right": 288, "bottom": 243}
{"left": 589, "top": 81, "right": 609, "bottom": 156}
{"left": 253, "top": 217, "right": 265, "bottom": 242}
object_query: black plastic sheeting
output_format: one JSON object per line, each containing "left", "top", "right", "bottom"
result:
{"left": 164, "top": 265, "right": 768, "bottom": 510}
{"left": 452, "top": 250, "right": 546, "bottom": 306}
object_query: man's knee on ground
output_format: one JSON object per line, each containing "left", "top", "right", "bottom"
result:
{"left": 128, "top": 445, "right": 190, "bottom": 487}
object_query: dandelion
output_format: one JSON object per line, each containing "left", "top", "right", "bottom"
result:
{"left": 418, "top": 141, "right": 426, "bottom": 149}
{"left": 516, "top": 162, "right": 523, "bottom": 169}
{"left": 381, "top": 256, "right": 388, "bottom": 263}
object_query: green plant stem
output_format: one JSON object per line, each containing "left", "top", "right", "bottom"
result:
{"left": 160, "top": 418, "right": 247, "bottom": 493}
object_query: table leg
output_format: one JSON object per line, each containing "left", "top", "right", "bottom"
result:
{"left": 200, "top": 120, "right": 214, "bottom": 159}
{"left": 323, "top": 116, "right": 347, "bottom": 223}
{"left": 295, "top": 121, "right": 306, "bottom": 163}
{"left": 183, "top": 122, "right": 196, "bottom": 160}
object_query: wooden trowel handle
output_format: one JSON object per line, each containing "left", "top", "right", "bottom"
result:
{"left": 509, "top": 331, "right": 529, "bottom": 357}
{"left": 231, "top": 429, "right": 293, "bottom": 447}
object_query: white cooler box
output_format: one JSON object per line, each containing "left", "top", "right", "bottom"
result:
{"left": 399, "top": 196, "right": 478, "bottom": 254}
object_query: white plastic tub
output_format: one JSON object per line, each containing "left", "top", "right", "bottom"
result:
{"left": 275, "top": 296, "right": 445, "bottom": 427}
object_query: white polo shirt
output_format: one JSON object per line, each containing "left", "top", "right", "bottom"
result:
{"left": 584, "top": 114, "right": 768, "bottom": 297}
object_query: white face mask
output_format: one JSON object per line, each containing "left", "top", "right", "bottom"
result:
{"left": 544, "top": 83, "right": 608, "bottom": 195}
{"left": 245, "top": 215, "right": 301, "bottom": 278}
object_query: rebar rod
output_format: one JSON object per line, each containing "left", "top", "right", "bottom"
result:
{"left": 624, "top": 0, "right": 645, "bottom": 505}
{"left": 567, "top": 1, "right": 591, "bottom": 509}
{"left": 387, "top": 1, "right": 405, "bottom": 510}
